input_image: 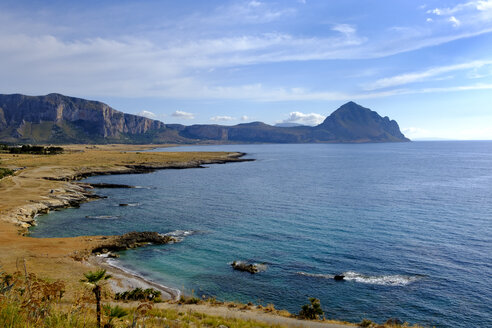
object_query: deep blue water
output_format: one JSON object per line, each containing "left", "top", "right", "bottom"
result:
{"left": 31, "top": 142, "right": 492, "bottom": 327}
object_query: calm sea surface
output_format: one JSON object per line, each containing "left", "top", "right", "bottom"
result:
{"left": 31, "top": 142, "right": 492, "bottom": 327}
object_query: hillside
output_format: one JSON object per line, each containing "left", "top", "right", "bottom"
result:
{"left": 0, "top": 93, "right": 185, "bottom": 144}
{"left": 0, "top": 93, "right": 409, "bottom": 144}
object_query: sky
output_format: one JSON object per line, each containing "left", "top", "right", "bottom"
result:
{"left": 1, "top": 0, "right": 492, "bottom": 140}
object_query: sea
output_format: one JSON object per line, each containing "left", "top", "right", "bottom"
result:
{"left": 30, "top": 142, "right": 492, "bottom": 328}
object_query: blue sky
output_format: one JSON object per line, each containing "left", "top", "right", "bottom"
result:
{"left": 1, "top": 0, "right": 492, "bottom": 139}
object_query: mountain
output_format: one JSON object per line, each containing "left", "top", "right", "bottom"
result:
{"left": 179, "top": 102, "right": 409, "bottom": 143}
{"left": 0, "top": 93, "right": 185, "bottom": 144}
{"left": 0, "top": 93, "right": 409, "bottom": 144}
{"left": 313, "top": 101, "right": 409, "bottom": 142}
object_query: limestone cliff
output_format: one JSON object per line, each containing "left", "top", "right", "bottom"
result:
{"left": 0, "top": 93, "right": 167, "bottom": 143}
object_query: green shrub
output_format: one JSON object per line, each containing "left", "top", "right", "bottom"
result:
{"left": 359, "top": 318, "right": 374, "bottom": 327}
{"left": 0, "top": 168, "right": 14, "bottom": 179}
{"left": 115, "top": 287, "right": 162, "bottom": 302}
{"left": 298, "top": 297, "right": 324, "bottom": 320}
{"left": 178, "top": 295, "right": 201, "bottom": 305}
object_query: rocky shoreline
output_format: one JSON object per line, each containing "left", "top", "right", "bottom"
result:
{"left": 5, "top": 182, "right": 104, "bottom": 231}
{"left": 43, "top": 152, "right": 253, "bottom": 181}
{"left": 7, "top": 152, "right": 252, "bottom": 233}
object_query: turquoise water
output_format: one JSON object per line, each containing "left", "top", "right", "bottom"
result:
{"left": 31, "top": 142, "right": 492, "bottom": 327}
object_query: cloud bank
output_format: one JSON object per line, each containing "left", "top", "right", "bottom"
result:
{"left": 137, "top": 110, "right": 157, "bottom": 119}
{"left": 172, "top": 110, "right": 195, "bottom": 119}
{"left": 281, "top": 112, "right": 326, "bottom": 126}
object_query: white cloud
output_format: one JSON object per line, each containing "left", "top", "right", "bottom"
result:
{"left": 241, "top": 115, "right": 250, "bottom": 121}
{"left": 365, "top": 60, "right": 492, "bottom": 90}
{"left": 208, "top": 1, "right": 296, "bottom": 25}
{"left": 1, "top": 3, "right": 492, "bottom": 102}
{"left": 426, "top": 18, "right": 434, "bottom": 22}
{"left": 332, "top": 24, "right": 356, "bottom": 36}
{"left": 281, "top": 112, "right": 326, "bottom": 126}
{"left": 210, "top": 115, "right": 235, "bottom": 121}
{"left": 427, "top": 0, "right": 492, "bottom": 18}
{"left": 137, "top": 110, "right": 157, "bottom": 119}
{"left": 476, "top": 0, "right": 492, "bottom": 11}
{"left": 449, "top": 16, "right": 461, "bottom": 27}
{"left": 434, "top": 1, "right": 492, "bottom": 13}
{"left": 248, "top": 1, "right": 262, "bottom": 8}
{"left": 402, "top": 127, "right": 433, "bottom": 139}
{"left": 172, "top": 110, "right": 194, "bottom": 119}
{"left": 428, "top": 8, "right": 442, "bottom": 15}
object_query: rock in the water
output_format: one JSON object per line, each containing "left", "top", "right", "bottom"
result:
{"left": 231, "top": 261, "right": 265, "bottom": 274}
{"left": 334, "top": 275, "right": 345, "bottom": 281}
{"left": 92, "top": 231, "right": 176, "bottom": 254}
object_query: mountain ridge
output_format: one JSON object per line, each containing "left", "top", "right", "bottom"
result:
{"left": 0, "top": 93, "right": 410, "bottom": 144}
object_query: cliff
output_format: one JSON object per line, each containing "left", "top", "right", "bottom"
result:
{"left": 0, "top": 93, "right": 409, "bottom": 144}
{"left": 0, "top": 93, "right": 179, "bottom": 144}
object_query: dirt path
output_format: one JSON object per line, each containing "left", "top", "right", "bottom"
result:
{"left": 152, "top": 303, "right": 356, "bottom": 328}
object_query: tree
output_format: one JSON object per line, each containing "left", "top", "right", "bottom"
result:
{"left": 299, "top": 297, "right": 324, "bottom": 320}
{"left": 81, "top": 269, "right": 112, "bottom": 328}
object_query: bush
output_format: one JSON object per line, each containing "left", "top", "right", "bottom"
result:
{"left": 0, "top": 168, "right": 14, "bottom": 179}
{"left": 115, "top": 287, "right": 162, "bottom": 302}
{"left": 298, "top": 297, "right": 323, "bottom": 320}
{"left": 178, "top": 295, "right": 201, "bottom": 305}
{"left": 359, "top": 318, "right": 374, "bottom": 327}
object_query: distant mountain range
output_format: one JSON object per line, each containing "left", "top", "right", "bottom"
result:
{"left": 0, "top": 93, "right": 409, "bottom": 144}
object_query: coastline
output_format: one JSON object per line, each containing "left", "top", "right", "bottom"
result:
{"left": 0, "top": 145, "right": 252, "bottom": 297}
{"left": 91, "top": 254, "right": 181, "bottom": 300}
{"left": 0, "top": 144, "right": 412, "bottom": 327}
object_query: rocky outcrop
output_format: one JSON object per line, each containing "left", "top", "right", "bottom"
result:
{"left": 231, "top": 261, "right": 267, "bottom": 274}
{"left": 92, "top": 231, "right": 177, "bottom": 254}
{"left": 6, "top": 183, "right": 103, "bottom": 231}
{"left": 46, "top": 153, "right": 253, "bottom": 181}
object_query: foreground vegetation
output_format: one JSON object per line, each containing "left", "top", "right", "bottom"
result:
{"left": 0, "top": 267, "right": 283, "bottom": 328}
{"left": 0, "top": 167, "right": 13, "bottom": 179}
{"left": 0, "top": 266, "right": 426, "bottom": 328}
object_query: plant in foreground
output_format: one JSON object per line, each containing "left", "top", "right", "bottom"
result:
{"left": 81, "top": 269, "right": 112, "bottom": 328}
{"left": 102, "top": 304, "right": 128, "bottom": 328}
{"left": 298, "top": 297, "right": 324, "bottom": 320}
